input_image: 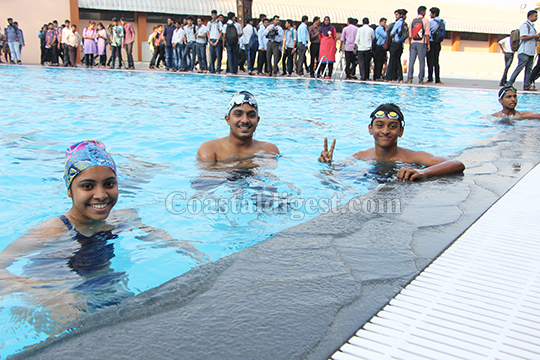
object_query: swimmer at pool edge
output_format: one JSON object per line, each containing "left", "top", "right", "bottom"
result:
{"left": 197, "top": 91, "right": 280, "bottom": 163}
{"left": 491, "top": 85, "right": 540, "bottom": 119}
{"left": 319, "top": 103, "right": 465, "bottom": 181}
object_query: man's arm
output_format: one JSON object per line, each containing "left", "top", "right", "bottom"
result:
{"left": 398, "top": 151, "right": 465, "bottom": 180}
{"left": 260, "top": 142, "right": 280, "bottom": 155}
{"left": 512, "top": 111, "right": 540, "bottom": 120}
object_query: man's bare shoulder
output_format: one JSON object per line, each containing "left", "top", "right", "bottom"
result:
{"left": 352, "top": 148, "right": 375, "bottom": 159}
{"left": 491, "top": 111, "right": 503, "bottom": 118}
{"left": 197, "top": 138, "right": 225, "bottom": 161}
{"left": 254, "top": 140, "right": 280, "bottom": 155}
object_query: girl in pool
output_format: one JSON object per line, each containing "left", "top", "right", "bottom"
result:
{"left": 0, "top": 140, "right": 204, "bottom": 334}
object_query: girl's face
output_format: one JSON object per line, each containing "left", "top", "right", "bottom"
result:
{"left": 97, "top": 24, "right": 103, "bottom": 30}
{"left": 324, "top": 18, "right": 330, "bottom": 25}
{"left": 68, "top": 166, "right": 118, "bottom": 223}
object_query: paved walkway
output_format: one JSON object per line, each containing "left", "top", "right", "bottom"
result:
{"left": 332, "top": 163, "right": 540, "bottom": 360}
{"left": 1, "top": 61, "right": 531, "bottom": 92}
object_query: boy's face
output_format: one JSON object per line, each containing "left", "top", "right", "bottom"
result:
{"left": 368, "top": 116, "right": 403, "bottom": 149}
{"left": 499, "top": 91, "right": 517, "bottom": 110}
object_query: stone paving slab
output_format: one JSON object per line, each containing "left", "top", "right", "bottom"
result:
{"left": 11, "top": 120, "right": 540, "bottom": 360}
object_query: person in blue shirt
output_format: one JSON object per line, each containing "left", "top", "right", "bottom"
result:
{"left": 506, "top": 10, "right": 540, "bottom": 91}
{"left": 427, "top": 7, "right": 446, "bottom": 84}
{"left": 296, "top": 15, "right": 309, "bottom": 76}
{"left": 387, "top": 9, "right": 407, "bottom": 82}
{"left": 373, "top": 17, "right": 388, "bottom": 81}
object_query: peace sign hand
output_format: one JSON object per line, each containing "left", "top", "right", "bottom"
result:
{"left": 318, "top": 137, "right": 336, "bottom": 163}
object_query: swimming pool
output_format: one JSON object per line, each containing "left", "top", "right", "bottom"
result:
{"left": 0, "top": 66, "right": 533, "bottom": 357}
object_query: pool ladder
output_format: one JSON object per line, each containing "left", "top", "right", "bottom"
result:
{"left": 315, "top": 54, "right": 346, "bottom": 82}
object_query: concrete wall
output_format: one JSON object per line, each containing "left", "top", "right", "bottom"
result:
{"left": 0, "top": 0, "right": 71, "bottom": 64}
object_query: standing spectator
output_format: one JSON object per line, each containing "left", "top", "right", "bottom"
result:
{"left": 507, "top": 10, "right": 539, "bottom": 91}
{"left": 354, "top": 18, "right": 374, "bottom": 81}
{"left": 498, "top": 35, "right": 514, "bottom": 87}
{"left": 39, "top": 24, "right": 47, "bottom": 65}
{"left": 51, "top": 20, "right": 61, "bottom": 66}
{"left": 296, "top": 15, "right": 309, "bottom": 76}
{"left": 207, "top": 10, "right": 223, "bottom": 74}
{"left": 243, "top": 17, "right": 257, "bottom": 75}
{"left": 238, "top": 33, "right": 247, "bottom": 71}
{"left": 64, "top": 24, "right": 81, "bottom": 67}
{"left": 308, "top": 16, "right": 321, "bottom": 77}
{"left": 223, "top": 12, "right": 242, "bottom": 74}
{"left": 5, "top": 18, "right": 21, "bottom": 64}
{"left": 182, "top": 16, "right": 196, "bottom": 71}
{"left": 82, "top": 22, "right": 97, "bottom": 68}
{"left": 61, "top": 20, "right": 71, "bottom": 66}
{"left": 163, "top": 17, "right": 175, "bottom": 71}
{"left": 96, "top": 23, "right": 108, "bottom": 67}
{"left": 195, "top": 16, "right": 208, "bottom": 72}
{"left": 373, "top": 18, "right": 388, "bottom": 81}
{"left": 406, "top": 6, "right": 430, "bottom": 84}
{"left": 257, "top": 18, "right": 270, "bottom": 75}
{"left": 109, "top": 17, "right": 124, "bottom": 69}
{"left": 282, "top": 19, "right": 297, "bottom": 76}
{"left": 257, "top": 14, "right": 266, "bottom": 30}
{"left": 341, "top": 17, "right": 359, "bottom": 79}
{"left": 318, "top": 16, "right": 337, "bottom": 78}
{"left": 387, "top": 9, "right": 408, "bottom": 82}
{"left": 263, "top": 15, "right": 284, "bottom": 77}
{"left": 44, "top": 23, "right": 56, "bottom": 65}
{"left": 121, "top": 17, "right": 135, "bottom": 69}
{"left": 427, "top": 7, "right": 445, "bottom": 84}
{"left": 0, "top": 24, "right": 3, "bottom": 62}
{"left": 148, "top": 26, "right": 158, "bottom": 69}
{"left": 172, "top": 20, "right": 185, "bottom": 72}
{"left": 13, "top": 22, "right": 24, "bottom": 63}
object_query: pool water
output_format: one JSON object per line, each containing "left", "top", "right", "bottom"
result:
{"left": 0, "top": 66, "right": 534, "bottom": 357}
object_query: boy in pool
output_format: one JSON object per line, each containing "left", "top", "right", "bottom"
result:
{"left": 491, "top": 85, "right": 540, "bottom": 119}
{"left": 319, "top": 103, "right": 465, "bottom": 181}
{"left": 197, "top": 91, "right": 280, "bottom": 163}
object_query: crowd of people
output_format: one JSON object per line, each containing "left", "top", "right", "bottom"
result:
{"left": 5, "top": 7, "right": 540, "bottom": 87}
{"left": 2, "top": 6, "right": 448, "bottom": 82}
{"left": 140, "top": 7, "right": 448, "bottom": 82}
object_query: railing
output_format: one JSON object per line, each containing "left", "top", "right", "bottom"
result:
{"left": 315, "top": 56, "right": 329, "bottom": 80}
{"left": 333, "top": 52, "right": 346, "bottom": 82}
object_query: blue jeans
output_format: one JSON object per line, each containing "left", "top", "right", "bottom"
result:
{"left": 226, "top": 42, "right": 239, "bottom": 74}
{"left": 182, "top": 42, "right": 196, "bottom": 71}
{"left": 508, "top": 53, "right": 534, "bottom": 89}
{"left": 209, "top": 39, "right": 222, "bottom": 73}
{"left": 164, "top": 45, "right": 173, "bottom": 69}
{"left": 195, "top": 43, "right": 207, "bottom": 71}
{"left": 500, "top": 53, "right": 514, "bottom": 86}
{"left": 172, "top": 44, "right": 184, "bottom": 70}
{"left": 8, "top": 42, "right": 21, "bottom": 62}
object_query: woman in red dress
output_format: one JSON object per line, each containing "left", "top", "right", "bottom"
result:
{"left": 318, "top": 16, "right": 337, "bottom": 78}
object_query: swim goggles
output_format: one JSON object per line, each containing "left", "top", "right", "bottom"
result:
{"left": 498, "top": 86, "right": 517, "bottom": 99}
{"left": 227, "top": 91, "right": 258, "bottom": 115}
{"left": 371, "top": 110, "right": 405, "bottom": 125}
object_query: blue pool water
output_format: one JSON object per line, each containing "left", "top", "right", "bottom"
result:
{"left": 0, "top": 66, "right": 535, "bottom": 357}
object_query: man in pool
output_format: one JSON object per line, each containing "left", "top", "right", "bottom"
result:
{"left": 197, "top": 91, "right": 280, "bottom": 162}
{"left": 491, "top": 85, "right": 540, "bottom": 119}
{"left": 318, "top": 103, "right": 465, "bottom": 181}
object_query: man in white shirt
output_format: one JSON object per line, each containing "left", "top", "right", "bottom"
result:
{"left": 182, "top": 16, "right": 196, "bottom": 71}
{"left": 61, "top": 19, "right": 72, "bottom": 66}
{"left": 257, "top": 18, "right": 270, "bottom": 75}
{"left": 243, "top": 17, "right": 258, "bottom": 74}
{"left": 172, "top": 20, "right": 185, "bottom": 72}
{"left": 195, "top": 16, "right": 209, "bottom": 72}
{"left": 207, "top": 10, "right": 223, "bottom": 74}
{"left": 354, "top": 17, "right": 375, "bottom": 81}
{"left": 64, "top": 24, "right": 81, "bottom": 67}
{"left": 498, "top": 36, "right": 514, "bottom": 87}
